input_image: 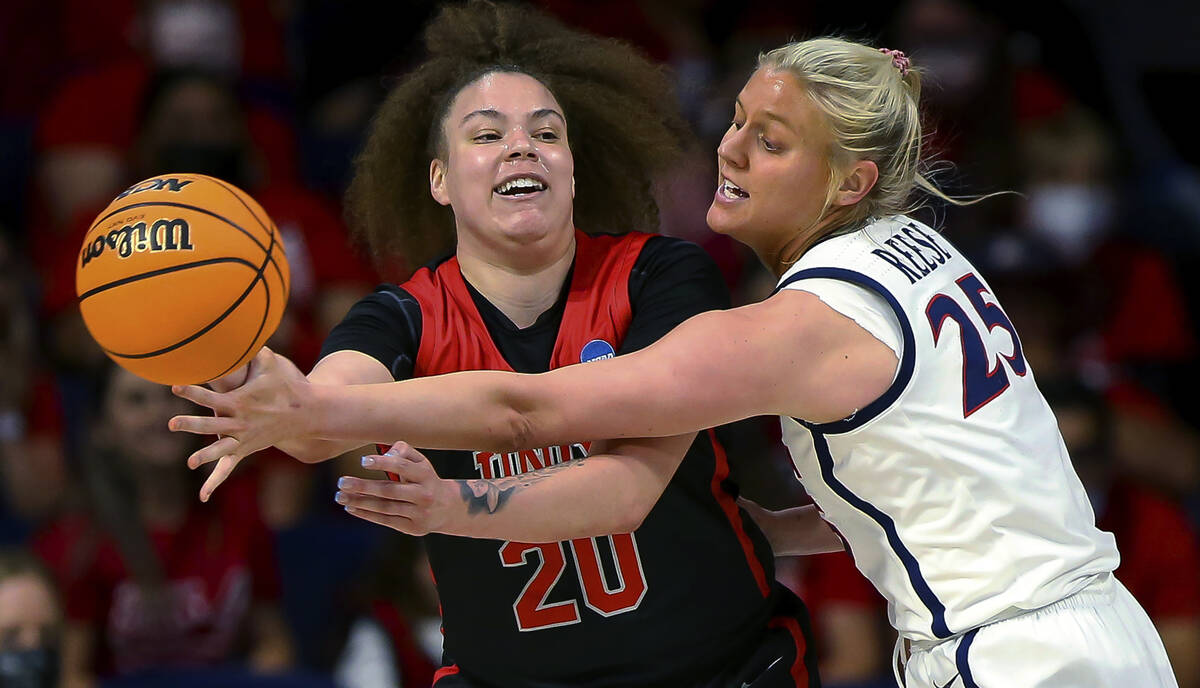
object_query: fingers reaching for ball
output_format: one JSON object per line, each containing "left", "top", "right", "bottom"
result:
{"left": 168, "top": 346, "right": 318, "bottom": 475}
{"left": 170, "top": 387, "right": 235, "bottom": 419}
{"left": 207, "top": 363, "right": 251, "bottom": 393}
{"left": 200, "top": 455, "right": 245, "bottom": 503}
{"left": 185, "top": 435, "right": 241, "bottom": 470}
{"left": 77, "top": 177, "right": 295, "bottom": 503}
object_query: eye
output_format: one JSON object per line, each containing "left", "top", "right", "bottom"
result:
{"left": 472, "top": 131, "right": 501, "bottom": 143}
{"left": 759, "top": 135, "right": 779, "bottom": 152}
{"left": 730, "top": 119, "right": 744, "bottom": 131}
{"left": 534, "top": 130, "right": 560, "bottom": 142}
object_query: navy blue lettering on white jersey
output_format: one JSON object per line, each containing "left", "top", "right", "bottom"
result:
{"left": 776, "top": 215, "right": 1118, "bottom": 643}
{"left": 870, "top": 220, "right": 954, "bottom": 284}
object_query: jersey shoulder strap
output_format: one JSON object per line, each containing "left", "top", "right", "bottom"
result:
{"left": 550, "top": 230, "right": 654, "bottom": 369}
{"left": 404, "top": 256, "right": 513, "bottom": 376}
{"left": 405, "top": 230, "right": 655, "bottom": 376}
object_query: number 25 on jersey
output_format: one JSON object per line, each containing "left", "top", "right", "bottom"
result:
{"left": 926, "top": 273, "right": 1027, "bottom": 417}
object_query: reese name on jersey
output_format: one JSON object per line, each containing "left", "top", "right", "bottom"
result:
{"left": 869, "top": 220, "right": 953, "bottom": 285}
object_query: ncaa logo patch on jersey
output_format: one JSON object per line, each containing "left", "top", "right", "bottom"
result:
{"left": 580, "top": 339, "right": 615, "bottom": 363}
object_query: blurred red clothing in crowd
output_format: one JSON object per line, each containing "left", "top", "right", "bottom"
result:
{"left": 32, "top": 477, "right": 281, "bottom": 677}
{"left": 1097, "top": 481, "right": 1200, "bottom": 622}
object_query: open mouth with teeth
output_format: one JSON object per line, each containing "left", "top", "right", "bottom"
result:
{"left": 720, "top": 178, "right": 749, "bottom": 200}
{"left": 494, "top": 176, "right": 549, "bottom": 197}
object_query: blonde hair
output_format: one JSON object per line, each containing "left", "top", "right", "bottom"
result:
{"left": 759, "top": 37, "right": 966, "bottom": 245}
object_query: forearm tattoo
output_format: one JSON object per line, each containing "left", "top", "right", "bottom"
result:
{"left": 458, "top": 459, "right": 589, "bottom": 515}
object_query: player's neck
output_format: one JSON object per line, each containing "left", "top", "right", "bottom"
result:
{"left": 764, "top": 211, "right": 849, "bottom": 276}
{"left": 457, "top": 236, "right": 576, "bottom": 329}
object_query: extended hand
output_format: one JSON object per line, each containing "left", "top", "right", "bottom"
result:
{"left": 168, "top": 347, "right": 312, "bottom": 501}
{"left": 336, "top": 442, "right": 460, "bottom": 536}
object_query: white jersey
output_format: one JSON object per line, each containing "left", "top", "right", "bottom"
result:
{"left": 776, "top": 215, "right": 1119, "bottom": 643}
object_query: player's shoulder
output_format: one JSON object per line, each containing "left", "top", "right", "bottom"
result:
{"left": 334, "top": 284, "right": 424, "bottom": 340}
{"left": 353, "top": 283, "right": 420, "bottom": 316}
{"left": 628, "top": 234, "right": 720, "bottom": 280}
{"left": 637, "top": 233, "right": 711, "bottom": 259}
{"left": 323, "top": 283, "right": 423, "bottom": 379}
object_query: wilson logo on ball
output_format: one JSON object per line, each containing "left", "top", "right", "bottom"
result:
{"left": 80, "top": 218, "right": 195, "bottom": 268}
{"left": 76, "top": 172, "right": 290, "bottom": 385}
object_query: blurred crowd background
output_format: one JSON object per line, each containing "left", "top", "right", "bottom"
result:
{"left": 1, "top": 1, "right": 1197, "bottom": 687}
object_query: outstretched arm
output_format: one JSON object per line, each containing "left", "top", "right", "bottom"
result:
{"left": 172, "top": 290, "right": 897, "bottom": 471}
{"left": 310, "top": 301, "right": 794, "bottom": 448}
{"left": 336, "top": 434, "right": 695, "bottom": 542}
{"left": 312, "top": 290, "right": 897, "bottom": 447}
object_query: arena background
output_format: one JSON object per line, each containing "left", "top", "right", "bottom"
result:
{"left": 0, "top": 1, "right": 1197, "bottom": 687}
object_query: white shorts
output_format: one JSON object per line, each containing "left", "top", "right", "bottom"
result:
{"left": 902, "top": 573, "right": 1178, "bottom": 688}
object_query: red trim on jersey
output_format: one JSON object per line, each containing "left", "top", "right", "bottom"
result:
{"left": 432, "top": 664, "right": 461, "bottom": 684}
{"left": 768, "top": 615, "right": 811, "bottom": 686}
{"left": 548, "top": 230, "right": 651, "bottom": 368}
{"left": 405, "top": 229, "right": 654, "bottom": 377}
{"left": 707, "top": 428, "right": 770, "bottom": 597}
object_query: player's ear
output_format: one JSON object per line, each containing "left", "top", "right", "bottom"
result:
{"left": 430, "top": 158, "right": 450, "bottom": 206}
{"left": 832, "top": 159, "right": 878, "bottom": 207}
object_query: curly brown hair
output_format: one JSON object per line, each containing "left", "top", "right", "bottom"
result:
{"left": 345, "top": 0, "right": 689, "bottom": 273}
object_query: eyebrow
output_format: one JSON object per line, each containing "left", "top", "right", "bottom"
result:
{"left": 530, "top": 108, "right": 566, "bottom": 124}
{"left": 460, "top": 108, "right": 501, "bottom": 125}
{"left": 734, "top": 98, "right": 795, "bottom": 131}
{"left": 460, "top": 108, "right": 566, "bottom": 126}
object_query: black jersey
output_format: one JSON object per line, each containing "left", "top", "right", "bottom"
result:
{"left": 323, "top": 231, "right": 811, "bottom": 687}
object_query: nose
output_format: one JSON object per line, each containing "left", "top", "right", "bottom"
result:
{"left": 717, "top": 126, "right": 747, "bottom": 170}
{"left": 506, "top": 128, "right": 538, "bottom": 161}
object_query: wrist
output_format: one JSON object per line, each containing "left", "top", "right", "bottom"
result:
{"left": 754, "top": 509, "right": 782, "bottom": 545}
{"left": 304, "top": 382, "right": 334, "bottom": 441}
{"left": 436, "top": 479, "right": 471, "bottom": 537}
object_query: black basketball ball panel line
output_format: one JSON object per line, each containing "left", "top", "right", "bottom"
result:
{"left": 76, "top": 256, "right": 259, "bottom": 302}
{"left": 206, "top": 176, "right": 291, "bottom": 298}
{"left": 208, "top": 176, "right": 277, "bottom": 245}
{"left": 211, "top": 246, "right": 278, "bottom": 381}
{"left": 103, "top": 222, "right": 280, "bottom": 361}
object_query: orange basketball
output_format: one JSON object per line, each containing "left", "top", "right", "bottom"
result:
{"left": 75, "top": 173, "right": 290, "bottom": 385}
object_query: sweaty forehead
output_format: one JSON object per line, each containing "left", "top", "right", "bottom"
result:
{"left": 737, "top": 68, "right": 819, "bottom": 131}
{"left": 448, "top": 72, "right": 564, "bottom": 125}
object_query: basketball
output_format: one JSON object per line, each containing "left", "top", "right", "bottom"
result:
{"left": 75, "top": 173, "right": 290, "bottom": 386}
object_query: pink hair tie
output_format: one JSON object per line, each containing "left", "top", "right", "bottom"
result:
{"left": 880, "top": 48, "right": 911, "bottom": 77}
